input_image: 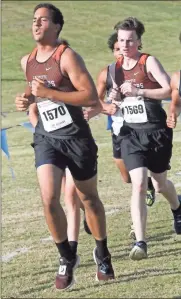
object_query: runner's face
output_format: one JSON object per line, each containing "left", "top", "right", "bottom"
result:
{"left": 113, "top": 41, "right": 122, "bottom": 60}
{"left": 118, "top": 30, "right": 141, "bottom": 58}
{"left": 32, "top": 8, "right": 58, "bottom": 42}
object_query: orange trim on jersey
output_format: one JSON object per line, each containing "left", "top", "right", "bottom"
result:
{"left": 27, "top": 44, "right": 67, "bottom": 63}
{"left": 139, "top": 53, "right": 150, "bottom": 65}
{"left": 116, "top": 53, "right": 150, "bottom": 69}
{"left": 52, "top": 44, "right": 68, "bottom": 63}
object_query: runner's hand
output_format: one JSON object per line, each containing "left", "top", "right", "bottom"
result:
{"left": 166, "top": 112, "right": 177, "bottom": 128}
{"left": 83, "top": 107, "right": 100, "bottom": 121}
{"left": 107, "top": 74, "right": 122, "bottom": 102}
{"left": 120, "top": 82, "right": 138, "bottom": 96}
{"left": 83, "top": 109, "right": 90, "bottom": 121}
{"left": 102, "top": 102, "right": 118, "bottom": 115}
{"left": 31, "top": 77, "right": 48, "bottom": 98}
{"left": 15, "top": 93, "right": 30, "bottom": 111}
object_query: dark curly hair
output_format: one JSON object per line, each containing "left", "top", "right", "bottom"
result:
{"left": 114, "top": 17, "right": 145, "bottom": 50}
{"left": 107, "top": 32, "right": 118, "bottom": 51}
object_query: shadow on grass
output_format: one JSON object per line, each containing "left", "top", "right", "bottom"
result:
{"left": 149, "top": 247, "right": 181, "bottom": 258}
{"left": 109, "top": 243, "right": 133, "bottom": 250}
{"left": 18, "top": 281, "right": 53, "bottom": 296}
{"left": 147, "top": 230, "right": 174, "bottom": 242}
{"left": 71, "top": 267, "right": 181, "bottom": 294}
{"left": 3, "top": 265, "right": 181, "bottom": 297}
{"left": 2, "top": 267, "right": 56, "bottom": 280}
{"left": 148, "top": 219, "right": 169, "bottom": 225}
{"left": 150, "top": 239, "right": 181, "bottom": 248}
{"left": 78, "top": 247, "right": 130, "bottom": 268}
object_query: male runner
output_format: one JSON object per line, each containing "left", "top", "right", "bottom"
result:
{"left": 110, "top": 17, "right": 181, "bottom": 260}
{"left": 15, "top": 3, "right": 114, "bottom": 290}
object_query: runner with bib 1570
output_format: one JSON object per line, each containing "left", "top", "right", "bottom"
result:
{"left": 15, "top": 3, "right": 115, "bottom": 290}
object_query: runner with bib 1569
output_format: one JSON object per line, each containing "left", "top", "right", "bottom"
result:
{"left": 84, "top": 32, "right": 157, "bottom": 240}
{"left": 109, "top": 17, "right": 181, "bottom": 260}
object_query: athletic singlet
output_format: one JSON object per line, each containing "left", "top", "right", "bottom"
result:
{"left": 26, "top": 44, "right": 92, "bottom": 139}
{"left": 112, "top": 53, "right": 167, "bottom": 130}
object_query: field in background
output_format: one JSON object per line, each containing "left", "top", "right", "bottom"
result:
{"left": 2, "top": 1, "right": 181, "bottom": 298}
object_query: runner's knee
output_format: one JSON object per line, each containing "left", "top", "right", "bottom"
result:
{"left": 64, "top": 193, "right": 79, "bottom": 209}
{"left": 132, "top": 181, "right": 147, "bottom": 194}
{"left": 153, "top": 181, "right": 167, "bottom": 193}
{"left": 81, "top": 194, "right": 101, "bottom": 211}
{"left": 41, "top": 193, "right": 59, "bottom": 212}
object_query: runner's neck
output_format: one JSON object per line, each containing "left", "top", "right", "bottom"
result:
{"left": 36, "top": 42, "right": 59, "bottom": 63}
{"left": 36, "top": 40, "right": 59, "bottom": 52}
{"left": 122, "top": 52, "right": 141, "bottom": 70}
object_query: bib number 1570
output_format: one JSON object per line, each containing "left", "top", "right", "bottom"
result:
{"left": 42, "top": 106, "right": 66, "bottom": 121}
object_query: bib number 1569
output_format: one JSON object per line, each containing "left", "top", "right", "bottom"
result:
{"left": 124, "top": 104, "right": 144, "bottom": 115}
{"left": 122, "top": 97, "right": 148, "bottom": 123}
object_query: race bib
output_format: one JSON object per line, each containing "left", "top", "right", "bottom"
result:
{"left": 122, "top": 96, "right": 148, "bottom": 123}
{"left": 37, "top": 100, "right": 73, "bottom": 132}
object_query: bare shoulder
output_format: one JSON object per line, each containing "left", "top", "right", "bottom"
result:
{"left": 61, "top": 47, "right": 86, "bottom": 69}
{"left": 171, "top": 71, "right": 180, "bottom": 89}
{"left": 59, "top": 47, "right": 97, "bottom": 92}
{"left": 97, "top": 66, "right": 108, "bottom": 82}
{"left": 171, "top": 71, "right": 180, "bottom": 81}
{"left": 98, "top": 66, "right": 108, "bottom": 76}
{"left": 146, "top": 55, "right": 163, "bottom": 68}
{"left": 21, "top": 54, "right": 30, "bottom": 73}
{"left": 146, "top": 55, "right": 169, "bottom": 81}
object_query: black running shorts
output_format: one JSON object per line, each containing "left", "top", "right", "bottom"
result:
{"left": 119, "top": 126, "right": 173, "bottom": 173}
{"left": 32, "top": 133, "right": 98, "bottom": 181}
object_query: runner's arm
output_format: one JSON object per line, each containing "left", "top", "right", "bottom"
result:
{"left": 33, "top": 48, "right": 100, "bottom": 107}
{"left": 169, "top": 72, "right": 181, "bottom": 117}
{"left": 137, "top": 56, "right": 171, "bottom": 100}
{"left": 21, "top": 55, "right": 35, "bottom": 101}
{"left": 15, "top": 55, "right": 35, "bottom": 111}
{"left": 82, "top": 68, "right": 109, "bottom": 120}
{"left": 21, "top": 55, "right": 29, "bottom": 73}
{"left": 97, "top": 67, "right": 118, "bottom": 115}
{"left": 28, "top": 103, "right": 39, "bottom": 127}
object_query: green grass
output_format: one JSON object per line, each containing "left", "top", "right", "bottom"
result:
{"left": 2, "top": 1, "right": 181, "bottom": 298}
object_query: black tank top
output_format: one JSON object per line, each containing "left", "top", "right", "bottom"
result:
{"left": 26, "top": 44, "right": 92, "bottom": 139}
{"left": 114, "top": 53, "right": 167, "bottom": 130}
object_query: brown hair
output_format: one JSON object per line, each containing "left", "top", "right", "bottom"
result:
{"left": 114, "top": 17, "right": 145, "bottom": 50}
